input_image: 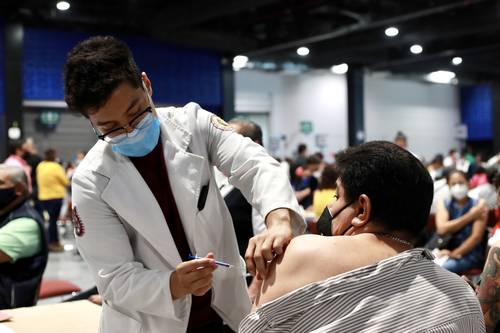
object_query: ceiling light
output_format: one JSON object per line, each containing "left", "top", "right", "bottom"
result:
{"left": 233, "top": 55, "right": 249, "bottom": 71}
{"left": 452, "top": 57, "right": 462, "bottom": 65}
{"left": 297, "top": 47, "right": 310, "bottom": 56}
{"left": 410, "top": 44, "right": 423, "bottom": 54}
{"left": 56, "top": 1, "right": 70, "bottom": 11}
{"left": 331, "top": 63, "right": 348, "bottom": 75}
{"left": 427, "top": 70, "right": 456, "bottom": 84}
{"left": 385, "top": 27, "right": 399, "bottom": 37}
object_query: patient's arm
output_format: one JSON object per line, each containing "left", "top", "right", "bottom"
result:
{"left": 252, "top": 233, "right": 404, "bottom": 311}
{"left": 253, "top": 235, "right": 338, "bottom": 310}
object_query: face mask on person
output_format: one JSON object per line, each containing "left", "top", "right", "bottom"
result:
{"left": 317, "top": 201, "right": 353, "bottom": 236}
{"left": 432, "top": 168, "right": 443, "bottom": 180}
{"left": 111, "top": 114, "right": 161, "bottom": 157}
{"left": 450, "top": 184, "right": 468, "bottom": 201}
{"left": 0, "top": 187, "right": 17, "bottom": 209}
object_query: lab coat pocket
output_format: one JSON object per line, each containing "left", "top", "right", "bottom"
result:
{"left": 195, "top": 180, "right": 225, "bottom": 250}
{"left": 101, "top": 303, "right": 142, "bottom": 333}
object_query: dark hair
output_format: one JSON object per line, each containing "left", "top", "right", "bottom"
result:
{"left": 229, "top": 119, "right": 263, "bottom": 145}
{"left": 486, "top": 167, "right": 498, "bottom": 184}
{"left": 335, "top": 141, "right": 433, "bottom": 235}
{"left": 7, "top": 140, "right": 23, "bottom": 156}
{"left": 494, "top": 173, "right": 500, "bottom": 191}
{"left": 306, "top": 155, "right": 322, "bottom": 166}
{"left": 318, "top": 164, "right": 338, "bottom": 190}
{"left": 431, "top": 154, "right": 444, "bottom": 165}
{"left": 298, "top": 143, "right": 307, "bottom": 154}
{"left": 44, "top": 149, "right": 57, "bottom": 162}
{"left": 446, "top": 169, "right": 468, "bottom": 184}
{"left": 314, "top": 152, "right": 324, "bottom": 161}
{"left": 394, "top": 131, "right": 407, "bottom": 142}
{"left": 64, "top": 36, "right": 142, "bottom": 117}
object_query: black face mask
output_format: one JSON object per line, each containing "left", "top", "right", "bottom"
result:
{"left": 0, "top": 187, "right": 17, "bottom": 209}
{"left": 317, "top": 201, "right": 353, "bottom": 236}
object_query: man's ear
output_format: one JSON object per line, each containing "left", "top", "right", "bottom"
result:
{"left": 141, "top": 72, "right": 153, "bottom": 97}
{"left": 351, "top": 194, "right": 372, "bottom": 228}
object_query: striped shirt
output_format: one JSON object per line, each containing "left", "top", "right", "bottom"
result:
{"left": 239, "top": 248, "right": 485, "bottom": 333}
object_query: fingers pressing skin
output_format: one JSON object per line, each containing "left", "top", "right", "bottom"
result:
{"left": 245, "top": 240, "right": 257, "bottom": 276}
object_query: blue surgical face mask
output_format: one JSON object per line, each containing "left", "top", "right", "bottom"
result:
{"left": 111, "top": 114, "right": 161, "bottom": 157}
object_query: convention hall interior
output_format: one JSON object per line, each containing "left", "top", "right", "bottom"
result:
{"left": 0, "top": 0, "right": 499, "bottom": 332}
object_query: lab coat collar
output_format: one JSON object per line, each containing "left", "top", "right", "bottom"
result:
{"left": 156, "top": 107, "right": 192, "bottom": 152}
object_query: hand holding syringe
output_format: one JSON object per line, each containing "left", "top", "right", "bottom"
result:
{"left": 188, "top": 254, "right": 246, "bottom": 274}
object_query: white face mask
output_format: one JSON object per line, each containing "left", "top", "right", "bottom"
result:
{"left": 450, "top": 184, "right": 468, "bottom": 200}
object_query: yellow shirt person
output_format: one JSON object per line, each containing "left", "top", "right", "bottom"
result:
{"left": 37, "top": 160, "right": 68, "bottom": 200}
{"left": 312, "top": 164, "right": 339, "bottom": 219}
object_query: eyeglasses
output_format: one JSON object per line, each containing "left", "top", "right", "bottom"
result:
{"left": 92, "top": 106, "right": 153, "bottom": 144}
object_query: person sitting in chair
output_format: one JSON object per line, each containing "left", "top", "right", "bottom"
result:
{"left": 0, "top": 164, "right": 48, "bottom": 309}
{"left": 240, "top": 141, "right": 484, "bottom": 333}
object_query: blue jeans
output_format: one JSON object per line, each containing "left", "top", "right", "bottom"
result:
{"left": 41, "top": 199, "right": 63, "bottom": 244}
{"left": 442, "top": 255, "right": 481, "bottom": 274}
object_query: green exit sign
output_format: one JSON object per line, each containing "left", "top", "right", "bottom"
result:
{"left": 300, "top": 121, "right": 313, "bottom": 135}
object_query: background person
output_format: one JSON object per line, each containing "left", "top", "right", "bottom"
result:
{"left": 434, "top": 170, "right": 487, "bottom": 274}
{"left": 37, "top": 149, "right": 69, "bottom": 252}
{"left": 0, "top": 164, "right": 48, "bottom": 309}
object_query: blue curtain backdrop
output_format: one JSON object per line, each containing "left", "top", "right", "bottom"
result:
{"left": 23, "top": 27, "right": 222, "bottom": 112}
{"left": 460, "top": 84, "right": 493, "bottom": 141}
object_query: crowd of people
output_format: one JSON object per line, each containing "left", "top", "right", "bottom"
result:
{"left": 1, "top": 125, "right": 500, "bottom": 331}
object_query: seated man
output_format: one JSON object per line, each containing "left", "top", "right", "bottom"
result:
{"left": 240, "top": 141, "right": 484, "bottom": 332}
{"left": 0, "top": 164, "right": 48, "bottom": 309}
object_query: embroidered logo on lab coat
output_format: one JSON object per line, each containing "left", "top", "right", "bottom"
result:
{"left": 72, "top": 206, "right": 85, "bottom": 237}
{"left": 210, "top": 115, "right": 233, "bottom": 131}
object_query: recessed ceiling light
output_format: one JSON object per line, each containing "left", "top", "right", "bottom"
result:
{"left": 427, "top": 70, "right": 456, "bottom": 84}
{"left": 233, "top": 55, "right": 249, "bottom": 71}
{"left": 56, "top": 1, "right": 70, "bottom": 11}
{"left": 385, "top": 27, "right": 399, "bottom": 37}
{"left": 410, "top": 44, "right": 423, "bottom": 54}
{"left": 331, "top": 63, "right": 348, "bottom": 75}
{"left": 297, "top": 47, "right": 310, "bottom": 56}
{"left": 452, "top": 57, "right": 463, "bottom": 65}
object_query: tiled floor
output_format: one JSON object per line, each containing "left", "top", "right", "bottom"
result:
{"left": 39, "top": 224, "right": 95, "bottom": 305}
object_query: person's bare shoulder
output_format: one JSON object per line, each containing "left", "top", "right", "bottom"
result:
{"left": 254, "top": 234, "right": 345, "bottom": 309}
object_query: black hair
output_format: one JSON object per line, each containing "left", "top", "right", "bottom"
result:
{"left": 306, "top": 155, "right": 322, "bottom": 166}
{"left": 394, "top": 131, "right": 407, "bottom": 141}
{"left": 446, "top": 169, "right": 468, "bottom": 184}
{"left": 486, "top": 167, "right": 498, "bottom": 184}
{"left": 431, "top": 154, "right": 444, "bottom": 165}
{"left": 44, "top": 149, "right": 57, "bottom": 162}
{"left": 298, "top": 143, "right": 307, "bottom": 154}
{"left": 335, "top": 141, "right": 433, "bottom": 235}
{"left": 314, "top": 152, "right": 324, "bottom": 161}
{"left": 229, "top": 119, "right": 263, "bottom": 145}
{"left": 64, "top": 36, "right": 142, "bottom": 117}
{"left": 7, "top": 140, "right": 23, "bottom": 156}
{"left": 494, "top": 173, "right": 500, "bottom": 191}
{"left": 318, "top": 164, "right": 338, "bottom": 190}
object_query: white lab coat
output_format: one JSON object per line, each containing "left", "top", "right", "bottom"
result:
{"left": 72, "top": 103, "right": 304, "bottom": 333}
